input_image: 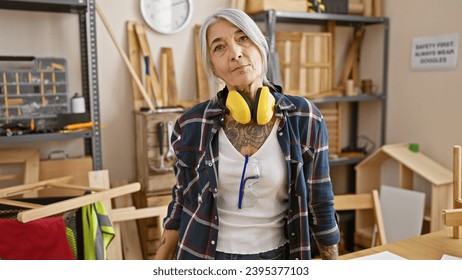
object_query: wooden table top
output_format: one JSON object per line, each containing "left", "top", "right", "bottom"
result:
{"left": 340, "top": 227, "right": 462, "bottom": 260}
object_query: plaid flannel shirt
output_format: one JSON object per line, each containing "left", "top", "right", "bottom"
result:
{"left": 163, "top": 87, "right": 340, "bottom": 260}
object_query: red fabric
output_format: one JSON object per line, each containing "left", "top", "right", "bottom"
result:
{"left": 0, "top": 216, "right": 75, "bottom": 260}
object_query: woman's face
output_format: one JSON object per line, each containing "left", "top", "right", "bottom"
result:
{"left": 207, "top": 19, "right": 263, "bottom": 92}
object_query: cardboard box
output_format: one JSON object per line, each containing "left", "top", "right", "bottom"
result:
{"left": 245, "top": 0, "right": 307, "bottom": 14}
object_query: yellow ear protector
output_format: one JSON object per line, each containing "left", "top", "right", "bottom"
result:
{"left": 225, "top": 86, "right": 275, "bottom": 125}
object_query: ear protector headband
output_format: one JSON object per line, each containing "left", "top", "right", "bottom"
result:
{"left": 225, "top": 86, "right": 275, "bottom": 125}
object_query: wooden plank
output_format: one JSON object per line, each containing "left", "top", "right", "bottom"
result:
{"left": 0, "top": 176, "right": 73, "bottom": 198}
{"left": 443, "top": 209, "right": 462, "bottom": 227}
{"left": 382, "top": 144, "right": 453, "bottom": 186}
{"left": 160, "top": 51, "right": 169, "bottom": 107}
{"left": 39, "top": 156, "right": 93, "bottom": 197}
{"left": 113, "top": 186, "right": 144, "bottom": 260}
{"left": 454, "top": 145, "right": 461, "bottom": 238}
{"left": 111, "top": 206, "right": 167, "bottom": 223}
{"left": 134, "top": 22, "right": 163, "bottom": 107}
{"left": 0, "top": 198, "right": 43, "bottom": 209}
{"left": 0, "top": 149, "right": 40, "bottom": 197}
{"left": 373, "top": 0, "right": 383, "bottom": 17}
{"left": 327, "top": 20, "right": 337, "bottom": 88}
{"left": 126, "top": 21, "right": 144, "bottom": 111}
{"left": 161, "top": 47, "right": 179, "bottom": 107}
{"left": 399, "top": 163, "right": 413, "bottom": 190}
{"left": 193, "top": 25, "right": 210, "bottom": 102}
{"left": 334, "top": 193, "right": 374, "bottom": 210}
{"left": 15, "top": 182, "right": 140, "bottom": 223}
{"left": 339, "top": 27, "right": 365, "bottom": 88}
{"left": 89, "top": 170, "right": 118, "bottom": 260}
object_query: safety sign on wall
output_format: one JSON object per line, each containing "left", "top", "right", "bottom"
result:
{"left": 411, "top": 33, "right": 459, "bottom": 70}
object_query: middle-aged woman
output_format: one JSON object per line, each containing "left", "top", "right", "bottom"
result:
{"left": 155, "top": 8, "right": 340, "bottom": 260}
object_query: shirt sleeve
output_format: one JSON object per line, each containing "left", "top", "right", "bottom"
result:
{"left": 307, "top": 110, "right": 340, "bottom": 246}
{"left": 163, "top": 120, "right": 184, "bottom": 231}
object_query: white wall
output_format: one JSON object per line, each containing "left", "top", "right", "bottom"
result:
{"left": 384, "top": 0, "right": 462, "bottom": 169}
{"left": 96, "top": 0, "right": 229, "bottom": 183}
{"left": 1, "top": 0, "right": 461, "bottom": 184}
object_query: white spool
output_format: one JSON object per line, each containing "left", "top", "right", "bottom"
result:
{"left": 71, "top": 93, "right": 86, "bottom": 113}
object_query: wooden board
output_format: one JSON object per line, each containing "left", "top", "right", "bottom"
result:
{"left": 245, "top": 0, "right": 307, "bottom": 14}
{"left": 134, "top": 23, "right": 163, "bottom": 107}
{"left": 317, "top": 103, "right": 341, "bottom": 156}
{"left": 126, "top": 21, "right": 144, "bottom": 111}
{"left": 339, "top": 27, "right": 365, "bottom": 89}
{"left": 160, "top": 48, "right": 179, "bottom": 107}
{"left": 38, "top": 156, "right": 92, "bottom": 197}
{"left": 0, "top": 149, "right": 39, "bottom": 197}
{"left": 113, "top": 189, "right": 144, "bottom": 260}
{"left": 193, "top": 25, "right": 210, "bottom": 102}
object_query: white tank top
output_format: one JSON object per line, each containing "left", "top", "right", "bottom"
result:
{"left": 217, "top": 119, "right": 288, "bottom": 254}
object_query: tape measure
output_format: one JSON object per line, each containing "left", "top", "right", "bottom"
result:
{"left": 308, "top": 0, "right": 325, "bottom": 13}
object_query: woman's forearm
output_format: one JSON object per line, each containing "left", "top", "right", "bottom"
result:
{"left": 154, "top": 229, "right": 179, "bottom": 260}
{"left": 317, "top": 243, "right": 339, "bottom": 260}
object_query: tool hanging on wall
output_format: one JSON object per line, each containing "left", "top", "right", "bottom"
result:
{"left": 308, "top": 0, "right": 325, "bottom": 13}
{"left": 152, "top": 122, "right": 173, "bottom": 173}
{"left": 95, "top": 3, "right": 156, "bottom": 112}
{"left": 134, "top": 22, "right": 164, "bottom": 108}
{"left": 165, "top": 120, "right": 175, "bottom": 161}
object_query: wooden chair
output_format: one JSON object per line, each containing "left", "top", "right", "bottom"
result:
{"left": 334, "top": 190, "right": 387, "bottom": 248}
{"left": 443, "top": 145, "right": 462, "bottom": 238}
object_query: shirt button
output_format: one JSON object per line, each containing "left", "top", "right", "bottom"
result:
{"left": 211, "top": 240, "right": 216, "bottom": 245}
{"left": 295, "top": 258, "right": 299, "bottom": 260}
{"left": 278, "top": 132, "right": 283, "bottom": 136}
{"left": 291, "top": 232, "right": 295, "bottom": 236}
{"left": 214, "top": 216, "right": 218, "bottom": 220}
{"left": 208, "top": 163, "right": 213, "bottom": 167}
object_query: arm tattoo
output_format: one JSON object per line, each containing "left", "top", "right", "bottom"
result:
{"left": 317, "top": 244, "right": 339, "bottom": 260}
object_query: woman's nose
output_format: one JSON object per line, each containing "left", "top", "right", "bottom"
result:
{"left": 229, "top": 43, "right": 243, "bottom": 61}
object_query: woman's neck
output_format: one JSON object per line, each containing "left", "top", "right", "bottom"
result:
{"left": 229, "top": 81, "right": 263, "bottom": 103}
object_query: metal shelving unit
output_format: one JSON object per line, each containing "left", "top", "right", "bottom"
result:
{"left": 0, "top": 0, "right": 102, "bottom": 170}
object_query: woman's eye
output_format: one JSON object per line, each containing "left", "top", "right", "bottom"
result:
{"left": 239, "top": 35, "right": 249, "bottom": 42}
{"left": 213, "top": 44, "right": 225, "bottom": 52}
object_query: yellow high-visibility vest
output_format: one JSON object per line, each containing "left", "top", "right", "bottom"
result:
{"left": 82, "top": 201, "right": 114, "bottom": 260}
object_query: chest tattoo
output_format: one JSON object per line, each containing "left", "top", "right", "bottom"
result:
{"left": 224, "top": 119, "right": 275, "bottom": 156}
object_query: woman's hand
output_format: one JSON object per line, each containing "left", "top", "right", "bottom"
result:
{"left": 154, "top": 229, "right": 179, "bottom": 260}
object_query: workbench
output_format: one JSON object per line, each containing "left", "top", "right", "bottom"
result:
{"left": 340, "top": 227, "right": 462, "bottom": 260}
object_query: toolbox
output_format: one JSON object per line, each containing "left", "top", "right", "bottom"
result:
{"left": 0, "top": 56, "right": 69, "bottom": 132}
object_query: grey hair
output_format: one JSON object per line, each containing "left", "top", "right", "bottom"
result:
{"left": 199, "top": 8, "right": 272, "bottom": 99}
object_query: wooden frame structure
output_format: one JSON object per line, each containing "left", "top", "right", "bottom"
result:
{"left": 334, "top": 190, "right": 387, "bottom": 247}
{"left": 443, "top": 145, "right": 462, "bottom": 238}
{"left": 0, "top": 149, "right": 40, "bottom": 197}
{"left": 355, "top": 143, "right": 453, "bottom": 246}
